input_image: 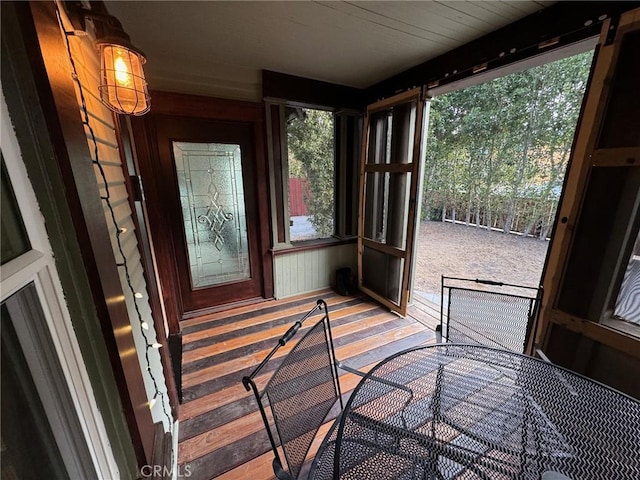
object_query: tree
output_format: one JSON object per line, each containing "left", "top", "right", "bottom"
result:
{"left": 287, "top": 108, "right": 335, "bottom": 237}
{"left": 422, "top": 51, "right": 592, "bottom": 237}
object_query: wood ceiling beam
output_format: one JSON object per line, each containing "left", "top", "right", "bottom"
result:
{"left": 262, "top": 70, "right": 365, "bottom": 111}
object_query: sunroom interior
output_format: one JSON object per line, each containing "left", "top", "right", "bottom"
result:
{"left": 1, "top": 1, "right": 639, "bottom": 479}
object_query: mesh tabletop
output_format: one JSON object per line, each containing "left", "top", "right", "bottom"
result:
{"left": 310, "top": 344, "right": 640, "bottom": 480}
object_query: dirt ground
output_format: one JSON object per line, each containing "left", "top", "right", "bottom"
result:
{"left": 414, "top": 220, "right": 549, "bottom": 295}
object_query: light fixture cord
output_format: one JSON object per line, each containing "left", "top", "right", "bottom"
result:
{"left": 57, "top": 8, "right": 172, "bottom": 427}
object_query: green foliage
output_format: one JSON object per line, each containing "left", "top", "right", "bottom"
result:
{"left": 423, "top": 51, "right": 592, "bottom": 237}
{"left": 287, "top": 108, "right": 335, "bottom": 237}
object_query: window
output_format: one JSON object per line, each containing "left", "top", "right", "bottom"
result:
{"left": 1, "top": 155, "right": 30, "bottom": 264}
{"left": 285, "top": 107, "right": 336, "bottom": 242}
{"left": 613, "top": 229, "right": 640, "bottom": 331}
{"left": 557, "top": 165, "right": 640, "bottom": 339}
{"left": 2, "top": 285, "right": 76, "bottom": 479}
{"left": 266, "top": 101, "right": 360, "bottom": 249}
{"left": 1, "top": 90, "right": 117, "bottom": 477}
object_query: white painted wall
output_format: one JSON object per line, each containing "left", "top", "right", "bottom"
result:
{"left": 274, "top": 243, "right": 357, "bottom": 298}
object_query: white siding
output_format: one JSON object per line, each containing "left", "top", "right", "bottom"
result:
{"left": 65, "top": 25, "right": 173, "bottom": 432}
{"left": 274, "top": 243, "right": 357, "bottom": 298}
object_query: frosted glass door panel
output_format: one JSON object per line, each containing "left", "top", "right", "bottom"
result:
{"left": 173, "top": 142, "right": 250, "bottom": 288}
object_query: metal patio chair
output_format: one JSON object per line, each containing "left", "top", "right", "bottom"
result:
{"left": 242, "top": 299, "right": 345, "bottom": 479}
{"left": 438, "top": 276, "right": 543, "bottom": 353}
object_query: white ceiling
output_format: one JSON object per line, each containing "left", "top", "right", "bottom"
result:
{"left": 105, "top": 1, "right": 554, "bottom": 101}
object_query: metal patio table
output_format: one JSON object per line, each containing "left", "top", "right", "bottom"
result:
{"left": 309, "top": 344, "right": 640, "bottom": 480}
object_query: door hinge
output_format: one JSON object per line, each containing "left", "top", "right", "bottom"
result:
{"left": 604, "top": 14, "right": 620, "bottom": 46}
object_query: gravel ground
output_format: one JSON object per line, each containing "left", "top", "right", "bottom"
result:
{"left": 414, "top": 220, "right": 549, "bottom": 295}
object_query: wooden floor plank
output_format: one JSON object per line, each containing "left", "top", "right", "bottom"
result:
{"left": 182, "top": 295, "right": 356, "bottom": 345}
{"left": 182, "top": 429, "right": 273, "bottom": 480}
{"left": 179, "top": 368, "right": 367, "bottom": 462}
{"left": 409, "top": 294, "right": 443, "bottom": 331}
{"left": 180, "top": 329, "right": 437, "bottom": 478}
{"left": 180, "top": 382, "right": 250, "bottom": 421}
{"left": 182, "top": 304, "right": 381, "bottom": 377}
{"left": 181, "top": 322, "right": 432, "bottom": 404}
{"left": 408, "top": 305, "right": 439, "bottom": 330}
{"left": 181, "top": 289, "right": 335, "bottom": 331}
{"left": 178, "top": 395, "right": 256, "bottom": 442}
{"left": 179, "top": 325, "right": 432, "bottom": 460}
{"left": 415, "top": 295, "right": 443, "bottom": 318}
{"left": 179, "top": 410, "right": 266, "bottom": 463}
{"left": 177, "top": 293, "right": 437, "bottom": 479}
{"left": 214, "top": 449, "right": 275, "bottom": 480}
{"left": 217, "top": 421, "right": 334, "bottom": 480}
{"left": 179, "top": 300, "right": 388, "bottom": 405}
{"left": 182, "top": 311, "right": 400, "bottom": 388}
{"left": 179, "top": 311, "right": 402, "bottom": 421}
{"left": 183, "top": 301, "right": 377, "bottom": 364}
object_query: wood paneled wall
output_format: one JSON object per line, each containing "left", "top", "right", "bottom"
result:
{"left": 274, "top": 244, "right": 357, "bottom": 298}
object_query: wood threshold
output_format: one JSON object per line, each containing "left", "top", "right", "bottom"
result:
{"left": 180, "top": 295, "right": 274, "bottom": 321}
{"left": 180, "top": 288, "right": 333, "bottom": 329}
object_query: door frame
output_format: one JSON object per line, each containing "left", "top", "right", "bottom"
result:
{"left": 154, "top": 117, "right": 264, "bottom": 312}
{"left": 131, "top": 91, "right": 273, "bottom": 329}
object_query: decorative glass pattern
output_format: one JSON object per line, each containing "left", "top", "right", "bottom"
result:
{"left": 173, "top": 142, "right": 250, "bottom": 288}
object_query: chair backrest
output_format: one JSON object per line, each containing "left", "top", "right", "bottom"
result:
{"left": 242, "top": 299, "right": 342, "bottom": 479}
{"left": 440, "top": 276, "right": 542, "bottom": 353}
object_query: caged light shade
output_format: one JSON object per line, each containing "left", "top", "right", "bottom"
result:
{"left": 98, "top": 42, "right": 150, "bottom": 116}
{"left": 65, "top": 1, "right": 150, "bottom": 115}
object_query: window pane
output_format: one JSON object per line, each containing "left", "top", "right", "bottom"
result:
{"left": 367, "top": 110, "right": 391, "bottom": 165}
{"left": 362, "top": 246, "right": 404, "bottom": 305}
{"left": 614, "top": 230, "right": 640, "bottom": 325}
{"left": 1, "top": 155, "right": 31, "bottom": 265}
{"left": 558, "top": 166, "right": 640, "bottom": 324}
{"left": 1, "top": 286, "right": 69, "bottom": 479}
{"left": 367, "top": 101, "right": 416, "bottom": 165}
{"left": 173, "top": 142, "right": 250, "bottom": 288}
{"left": 363, "top": 172, "right": 411, "bottom": 249}
{"left": 286, "top": 108, "right": 335, "bottom": 241}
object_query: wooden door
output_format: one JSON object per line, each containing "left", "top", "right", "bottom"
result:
{"left": 138, "top": 112, "right": 268, "bottom": 316}
{"left": 537, "top": 9, "right": 640, "bottom": 367}
{"left": 358, "top": 88, "right": 427, "bottom": 315}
